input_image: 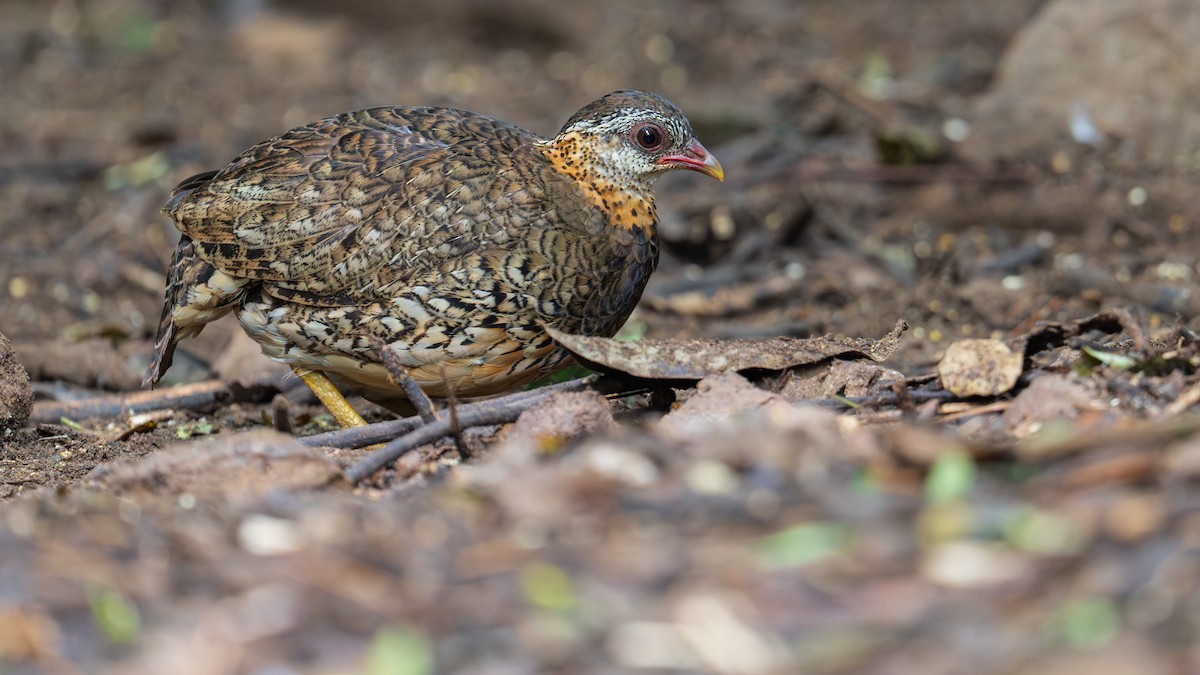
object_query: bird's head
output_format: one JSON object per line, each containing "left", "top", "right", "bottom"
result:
{"left": 540, "top": 90, "right": 723, "bottom": 205}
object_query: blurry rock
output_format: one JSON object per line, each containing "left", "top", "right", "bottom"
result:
{"left": 965, "top": 0, "right": 1200, "bottom": 167}
{"left": 84, "top": 430, "right": 340, "bottom": 501}
{"left": 0, "top": 330, "right": 33, "bottom": 432}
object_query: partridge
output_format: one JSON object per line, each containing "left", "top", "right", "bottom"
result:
{"left": 144, "top": 90, "right": 723, "bottom": 426}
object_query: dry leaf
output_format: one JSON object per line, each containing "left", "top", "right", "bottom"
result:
{"left": 546, "top": 320, "right": 906, "bottom": 380}
{"left": 938, "top": 339, "right": 1023, "bottom": 397}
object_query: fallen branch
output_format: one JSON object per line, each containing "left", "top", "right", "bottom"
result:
{"left": 936, "top": 400, "right": 1012, "bottom": 423}
{"left": 811, "top": 388, "right": 954, "bottom": 411}
{"left": 345, "top": 387, "right": 569, "bottom": 483}
{"left": 302, "top": 376, "right": 596, "bottom": 449}
{"left": 29, "top": 376, "right": 279, "bottom": 424}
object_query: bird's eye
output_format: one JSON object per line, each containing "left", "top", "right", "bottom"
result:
{"left": 634, "top": 124, "right": 666, "bottom": 150}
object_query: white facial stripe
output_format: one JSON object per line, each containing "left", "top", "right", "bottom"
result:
{"left": 562, "top": 108, "right": 653, "bottom": 135}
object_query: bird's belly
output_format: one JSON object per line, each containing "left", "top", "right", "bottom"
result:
{"left": 236, "top": 291, "right": 569, "bottom": 398}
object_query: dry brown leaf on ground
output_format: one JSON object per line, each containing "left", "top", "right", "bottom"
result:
{"left": 657, "top": 372, "right": 877, "bottom": 470}
{"left": 545, "top": 319, "right": 906, "bottom": 380}
{"left": 657, "top": 372, "right": 790, "bottom": 440}
{"left": 931, "top": 308, "right": 1151, "bottom": 402}
{"left": 1017, "top": 308, "right": 1145, "bottom": 358}
{"left": 938, "top": 339, "right": 1023, "bottom": 397}
{"left": 779, "top": 359, "right": 906, "bottom": 401}
{"left": 1001, "top": 374, "right": 1106, "bottom": 437}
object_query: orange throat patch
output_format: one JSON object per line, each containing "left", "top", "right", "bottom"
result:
{"left": 538, "top": 132, "right": 658, "bottom": 231}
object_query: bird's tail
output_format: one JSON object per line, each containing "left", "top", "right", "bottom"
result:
{"left": 143, "top": 236, "right": 246, "bottom": 388}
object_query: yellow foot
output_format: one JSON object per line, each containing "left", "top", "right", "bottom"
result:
{"left": 293, "top": 367, "right": 367, "bottom": 428}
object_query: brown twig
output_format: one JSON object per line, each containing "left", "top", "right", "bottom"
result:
{"left": 936, "top": 400, "right": 1012, "bottom": 423}
{"left": 301, "top": 376, "right": 596, "bottom": 449}
{"left": 29, "top": 376, "right": 279, "bottom": 424}
{"left": 891, "top": 379, "right": 916, "bottom": 418}
{"left": 1165, "top": 379, "right": 1200, "bottom": 415}
{"left": 371, "top": 337, "right": 439, "bottom": 423}
{"left": 811, "top": 388, "right": 955, "bottom": 411}
{"left": 271, "top": 394, "right": 293, "bottom": 434}
{"left": 345, "top": 387, "right": 564, "bottom": 483}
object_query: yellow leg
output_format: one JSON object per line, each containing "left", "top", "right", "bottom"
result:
{"left": 293, "top": 367, "right": 367, "bottom": 428}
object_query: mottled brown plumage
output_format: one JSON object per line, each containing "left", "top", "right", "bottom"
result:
{"left": 145, "top": 90, "right": 722, "bottom": 410}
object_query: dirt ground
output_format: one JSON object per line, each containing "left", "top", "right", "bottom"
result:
{"left": 4, "top": 0, "right": 1200, "bottom": 672}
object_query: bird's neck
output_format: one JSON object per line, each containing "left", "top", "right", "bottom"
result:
{"left": 537, "top": 133, "right": 659, "bottom": 232}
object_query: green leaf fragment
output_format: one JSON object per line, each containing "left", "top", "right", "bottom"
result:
{"left": 1003, "top": 506, "right": 1090, "bottom": 556}
{"left": 89, "top": 587, "right": 140, "bottom": 645}
{"left": 521, "top": 562, "right": 577, "bottom": 611}
{"left": 756, "top": 522, "right": 851, "bottom": 569}
{"left": 1056, "top": 597, "right": 1121, "bottom": 648}
{"left": 1080, "top": 346, "right": 1138, "bottom": 370}
{"left": 366, "top": 625, "right": 435, "bottom": 675}
{"left": 925, "top": 451, "right": 976, "bottom": 505}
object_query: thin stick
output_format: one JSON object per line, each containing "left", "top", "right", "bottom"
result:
{"left": 271, "top": 394, "right": 293, "bottom": 434}
{"left": 300, "top": 415, "right": 422, "bottom": 449}
{"left": 371, "top": 337, "right": 439, "bottom": 423}
{"left": 936, "top": 400, "right": 1011, "bottom": 423}
{"left": 345, "top": 390, "right": 557, "bottom": 483}
{"left": 301, "top": 376, "right": 596, "bottom": 449}
{"left": 29, "top": 378, "right": 278, "bottom": 424}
